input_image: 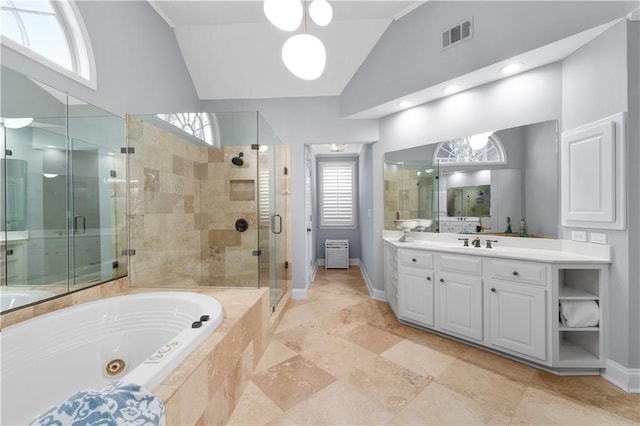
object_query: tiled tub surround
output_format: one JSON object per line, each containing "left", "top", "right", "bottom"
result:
{"left": 0, "top": 276, "right": 129, "bottom": 328}
{"left": 127, "top": 116, "right": 262, "bottom": 288}
{"left": 1, "top": 280, "right": 291, "bottom": 425}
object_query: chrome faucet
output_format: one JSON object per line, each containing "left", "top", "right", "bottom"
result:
{"left": 472, "top": 237, "right": 481, "bottom": 248}
{"left": 458, "top": 237, "right": 469, "bottom": 247}
{"left": 485, "top": 239, "right": 498, "bottom": 249}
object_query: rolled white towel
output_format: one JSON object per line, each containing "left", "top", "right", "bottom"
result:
{"left": 560, "top": 300, "right": 599, "bottom": 328}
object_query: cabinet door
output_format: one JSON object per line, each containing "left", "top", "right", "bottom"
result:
{"left": 399, "top": 266, "right": 434, "bottom": 327}
{"left": 489, "top": 280, "right": 546, "bottom": 361}
{"left": 438, "top": 272, "right": 482, "bottom": 340}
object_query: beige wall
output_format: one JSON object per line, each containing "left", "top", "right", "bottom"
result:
{"left": 127, "top": 116, "right": 261, "bottom": 288}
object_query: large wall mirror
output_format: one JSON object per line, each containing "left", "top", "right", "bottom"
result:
{"left": 1, "top": 66, "right": 127, "bottom": 313}
{"left": 384, "top": 120, "right": 559, "bottom": 238}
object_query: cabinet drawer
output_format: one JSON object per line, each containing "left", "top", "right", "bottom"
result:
{"left": 439, "top": 254, "right": 482, "bottom": 276}
{"left": 398, "top": 250, "right": 433, "bottom": 268}
{"left": 488, "top": 259, "right": 547, "bottom": 286}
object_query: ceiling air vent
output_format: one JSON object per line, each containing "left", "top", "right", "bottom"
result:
{"left": 442, "top": 18, "right": 473, "bottom": 50}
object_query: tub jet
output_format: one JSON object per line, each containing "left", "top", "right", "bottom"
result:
{"left": 231, "top": 152, "right": 244, "bottom": 166}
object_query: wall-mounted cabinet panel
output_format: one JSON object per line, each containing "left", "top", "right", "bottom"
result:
{"left": 561, "top": 112, "right": 626, "bottom": 229}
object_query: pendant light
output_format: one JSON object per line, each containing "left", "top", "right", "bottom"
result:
{"left": 264, "top": 0, "right": 303, "bottom": 31}
{"left": 469, "top": 132, "right": 494, "bottom": 150}
{"left": 309, "top": 0, "right": 332, "bottom": 26}
{"left": 281, "top": 1, "right": 326, "bottom": 80}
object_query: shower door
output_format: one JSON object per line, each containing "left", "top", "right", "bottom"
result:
{"left": 68, "top": 139, "right": 125, "bottom": 287}
{"left": 257, "top": 114, "right": 286, "bottom": 309}
{"left": 68, "top": 99, "right": 128, "bottom": 289}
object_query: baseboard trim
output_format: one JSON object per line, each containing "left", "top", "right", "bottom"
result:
{"left": 602, "top": 359, "right": 640, "bottom": 393}
{"left": 360, "top": 262, "right": 386, "bottom": 302}
{"left": 295, "top": 262, "right": 316, "bottom": 300}
{"left": 317, "top": 258, "right": 360, "bottom": 268}
{"left": 292, "top": 287, "right": 308, "bottom": 300}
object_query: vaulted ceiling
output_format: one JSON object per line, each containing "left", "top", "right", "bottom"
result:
{"left": 148, "top": 1, "right": 422, "bottom": 100}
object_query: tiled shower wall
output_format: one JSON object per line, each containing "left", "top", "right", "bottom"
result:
{"left": 384, "top": 166, "right": 419, "bottom": 230}
{"left": 127, "top": 116, "right": 259, "bottom": 287}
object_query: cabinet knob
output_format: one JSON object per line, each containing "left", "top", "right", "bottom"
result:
{"left": 427, "top": 276, "right": 431, "bottom": 281}
{"left": 439, "top": 278, "right": 445, "bottom": 283}
{"left": 412, "top": 258, "right": 417, "bottom": 262}
{"left": 491, "top": 288, "right": 496, "bottom": 292}
{"left": 512, "top": 271, "right": 519, "bottom": 276}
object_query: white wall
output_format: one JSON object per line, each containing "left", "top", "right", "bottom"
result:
{"left": 561, "top": 20, "right": 637, "bottom": 369}
{"left": 373, "top": 63, "right": 562, "bottom": 303}
{"left": 374, "top": 20, "right": 638, "bottom": 373}
{"left": 341, "top": 1, "right": 637, "bottom": 117}
{"left": 1, "top": 1, "right": 200, "bottom": 116}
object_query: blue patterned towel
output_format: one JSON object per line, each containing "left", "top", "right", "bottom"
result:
{"left": 30, "top": 381, "right": 165, "bottom": 426}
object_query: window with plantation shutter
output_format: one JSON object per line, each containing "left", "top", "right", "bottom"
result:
{"left": 319, "top": 161, "right": 357, "bottom": 228}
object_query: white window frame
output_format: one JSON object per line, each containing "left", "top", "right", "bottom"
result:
{"left": 434, "top": 134, "right": 506, "bottom": 165}
{"left": 0, "top": 0, "right": 96, "bottom": 89}
{"left": 319, "top": 160, "right": 358, "bottom": 229}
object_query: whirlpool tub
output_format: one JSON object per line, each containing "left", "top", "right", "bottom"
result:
{"left": 0, "top": 291, "right": 223, "bottom": 425}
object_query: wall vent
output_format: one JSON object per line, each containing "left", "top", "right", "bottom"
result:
{"left": 442, "top": 18, "right": 473, "bottom": 50}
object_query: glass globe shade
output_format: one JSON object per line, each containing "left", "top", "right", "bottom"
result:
{"left": 282, "top": 34, "right": 326, "bottom": 80}
{"left": 309, "top": 0, "right": 333, "bottom": 26}
{"left": 469, "top": 132, "right": 493, "bottom": 150}
{"left": 263, "top": 0, "right": 302, "bottom": 32}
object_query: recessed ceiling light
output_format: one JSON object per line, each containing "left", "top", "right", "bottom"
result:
{"left": 500, "top": 63, "right": 523, "bottom": 75}
{"left": 444, "top": 85, "right": 460, "bottom": 94}
{"left": 398, "top": 100, "right": 412, "bottom": 109}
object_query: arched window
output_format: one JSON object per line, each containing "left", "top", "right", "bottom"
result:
{"left": 156, "top": 113, "right": 219, "bottom": 146}
{"left": 1, "top": 0, "right": 95, "bottom": 85}
{"left": 434, "top": 132, "right": 506, "bottom": 165}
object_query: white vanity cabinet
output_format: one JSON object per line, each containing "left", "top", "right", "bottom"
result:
{"left": 384, "top": 242, "right": 399, "bottom": 315}
{"left": 397, "top": 249, "right": 435, "bottom": 327}
{"left": 383, "top": 237, "right": 609, "bottom": 372}
{"left": 486, "top": 259, "right": 549, "bottom": 362}
{"left": 437, "top": 254, "right": 483, "bottom": 341}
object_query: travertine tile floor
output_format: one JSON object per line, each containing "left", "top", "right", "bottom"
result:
{"left": 229, "top": 267, "right": 640, "bottom": 425}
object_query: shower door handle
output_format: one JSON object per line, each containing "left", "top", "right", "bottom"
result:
{"left": 272, "top": 214, "right": 282, "bottom": 234}
{"left": 74, "top": 215, "right": 86, "bottom": 234}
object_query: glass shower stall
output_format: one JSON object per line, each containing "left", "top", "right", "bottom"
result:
{"left": 127, "top": 112, "right": 288, "bottom": 309}
{"left": 1, "top": 66, "right": 128, "bottom": 312}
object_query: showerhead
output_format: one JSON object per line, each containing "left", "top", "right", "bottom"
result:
{"left": 231, "top": 152, "right": 244, "bottom": 166}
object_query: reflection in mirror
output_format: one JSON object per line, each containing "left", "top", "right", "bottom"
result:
{"left": 1, "top": 66, "right": 127, "bottom": 312}
{"left": 447, "top": 183, "right": 491, "bottom": 217}
{"left": 383, "top": 160, "right": 439, "bottom": 232}
{"left": 384, "top": 120, "right": 559, "bottom": 238}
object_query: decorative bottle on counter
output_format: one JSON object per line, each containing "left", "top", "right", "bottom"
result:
{"left": 519, "top": 218, "right": 527, "bottom": 237}
{"left": 505, "top": 217, "right": 512, "bottom": 233}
